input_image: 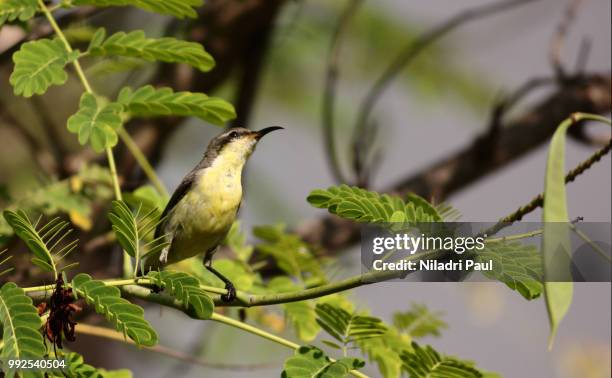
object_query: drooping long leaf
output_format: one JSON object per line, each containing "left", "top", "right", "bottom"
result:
{"left": 88, "top": 28, "right": 214, "bottom": 72}
{"left": 117, "top": 85, "right": 236, "bottom": 126}
{"left": 541, "top": 113, "right": 611, "bottom": 348}
{"left": 0, "top": 282, "right": 46, "bottom": 378}
{"left": 71, "top": 273, "right": 158, "bottom": 346}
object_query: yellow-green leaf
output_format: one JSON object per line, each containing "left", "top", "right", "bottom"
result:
{"left": 117, "top": 85, "right": 236, "bottom": 126}
{"left": 9, "top": 39, "right": 76, "bottom": 97}
{"left": 1, "top": 0, "right": 37, "bottom": 26}
{"left": 542, "top": 112, "right": 611, "bottom": 348}
{"left": 72, "top": 0, "right": 202, "bottom": 19}
{"left": 88, "top": 29, "right": 214, "bottom": 72}
{"left": 67, "top": 93, "right": 123, "bottom": 152}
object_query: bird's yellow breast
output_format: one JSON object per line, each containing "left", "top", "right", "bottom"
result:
{"left": 161, "top": 137, "right": 255, "bottom": 264}
{"left": 180, "top": 152, "right": 244, "bottom": 235}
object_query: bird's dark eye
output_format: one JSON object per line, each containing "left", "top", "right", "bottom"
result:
{"left": 228, "top": 131, "right": 238, "bottom": 139}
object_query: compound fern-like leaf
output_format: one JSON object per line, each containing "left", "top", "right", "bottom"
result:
{"left": 146, "top": 270, "right": 214, "bottom": 319}
{"left": 392, "top": 303, "right": 447, "bottom": 339}
{"left": 108, "top": 200, "right": 167, "bottom": 277}
{"left": 0, "top": 282, "right": 46, "bottom": 378}
{"left": 88, "top": 28, "right": 214, "bottom": 72}
{"left": 9, "top": 39, "right": 77, "bottom": 97}
{"left": 72, "top": 0, "right": 202, "bottom": 19}
{"left": 2, "top": 210, "right": 78, "bottom": 275}
{"left": 308, "top": 185, "right": 442, "bottom": 223}
{"left": 315, "top": 303, "right": 386, "bottom": 349}
{"left": 478, "top": 241, "right": 543, "bottom": 300}
{"left": 282, "top": 346, "right": 365, "bottom": 378}
{"left": 0, "top": 249, "right": 14, "bottom": 277}
{"left": 67, "top": 93, "right": 123, "bottom": 152}
{"left": 0, "top": 0, "right": 37, "bottom": 26}
{"left": 267, "top": 277, "right": 320, "bottom": 342}
{"left": 401, "top": 342, "right": 484, "bottom": 378}
{"left": 117, "top": 85, "right": 236, "bottom": 126}
{"left": 71, "top": 273, "right": 158, "bottom": 346}
{"left": 48, "top": 352, "right": 132, "bottom": 378}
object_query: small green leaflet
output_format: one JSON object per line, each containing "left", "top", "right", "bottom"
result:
{"left": 88, "top": 28, "right": 214, "bottom": 72}
{"left": 1, "top": 0, "right": 37, "bottom": 26}
{"left": 72, "top": 273, "right": 158, "bottom": 346}
{"left": 0, "top": 282, "right": 46, "bottom": 378}
{"left": 315, "top": 303, "right": 386, "bottom": 348}
{"left": 117, "top": 85, "right": 236, "bottom": 126}
{"left": 307, "top": 185, "right": 442, "bottom": 223}
{"left": 282, "top": 346, "right": 365, "bottom": 378}
{"left": 9, "top": 39, "right": 78, "bottom": 97}
{"left": 67, "top": 93, "right": 123, "bottom": 152}
{"left": 401, "top": 342, "right": 484, "bottom": 378}
{"left": 48, "top": 352, "right": 132, "bottom": 378}
{"left": 108, "top": 200, "right": 167, "bottom": 277}
{"left": 478, "top": 241, "right": 543, "bottom": 300}
{"left": 393, "top": 303, "right": 447, "bottom": 338}
{"left": 146, "top": 270, "right": 214, "bottom": 320}
{"left": 72, "top": 0, "right": 202, "bottom": 19}
{"left": 2, "top": 210, "right": 78, "bottom": 275}
{"left": 267, "top": 277, "right": 320, "bottom": 342}
{"left": 253, "top": 223, "right": 324, "bottom": 280}
{"left": 123, "top": 185, "right": 167, "bottom": 218}
{"left": 223, "top": 221, "right": 254, "bottom": 262}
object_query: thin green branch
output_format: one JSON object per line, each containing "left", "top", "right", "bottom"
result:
{"left": 209, "top": 313, "right": 370, "bottom": 378}
{"left": 37, "top": 0, "right": 133, "bottom": 275}
{"left": 77, "top": 323, "right": 272, "bottom": 370}
{"left": 484, "top": 134, "right": 611, "bottom": 236}
{"left": 485, "top": 229, "right": 543, "bottom": 243}
{"left": 117, "top": 128, "right": 169, "bottom": 198}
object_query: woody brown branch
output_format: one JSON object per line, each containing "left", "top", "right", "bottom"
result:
{"left": 297, "top": 74, "right": 612, "bottom": 251}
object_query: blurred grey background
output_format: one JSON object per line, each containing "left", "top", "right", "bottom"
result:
{"left": 1, "top": 0, "right": 610, "bottom": 377}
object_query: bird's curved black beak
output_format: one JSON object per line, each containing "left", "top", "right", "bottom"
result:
{"left": 255, "top": 126, "right": 284, "bottom": 140}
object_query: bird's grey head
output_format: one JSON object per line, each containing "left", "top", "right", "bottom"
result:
{"left": 200, "top": 126, "right": 283, "bottom": 167}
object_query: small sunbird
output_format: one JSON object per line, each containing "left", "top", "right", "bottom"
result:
{"left": 144, "top": 126, "right": 283, "bottom": 301}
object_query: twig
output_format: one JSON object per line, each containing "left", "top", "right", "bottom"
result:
{"left": 322, "top": 0, "right": 363, "bottom": 184}
{"left": 209, "top": 313, "right": 370, "bottom": 378}
{"left": 351, "top": 0, "right": 535, "bottom": 185}
{"left": 485, "top": 137, "right": 611, "bottom": 236}
{"left": 117, "top": 128, "right": 169, "bottom": 198}
{"left": 549, "top": 0, "right": 586, "bottom": 79}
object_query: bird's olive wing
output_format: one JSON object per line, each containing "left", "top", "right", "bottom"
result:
{"left": 154, "top": 170, "right": 197, "bottom": 238}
